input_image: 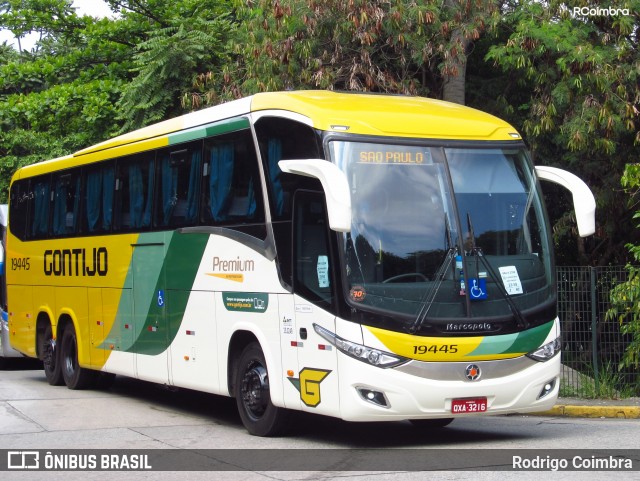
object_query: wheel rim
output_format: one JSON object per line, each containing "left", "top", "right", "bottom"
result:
{"left": 63, "top": 333, "right": 77, "bottom": 377}
{"left": 240, "top": 360, "right": 269, "bottom": 420}
{"left": 43, "top": 336, "right": 56, "bottom": 371}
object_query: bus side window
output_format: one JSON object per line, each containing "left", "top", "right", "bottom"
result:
{"left": 293, "top": 191, "right": 333, "bottom": 307}
{"left": 83, "top": 161, "right": 115, "bottom": 234}
{"left": 201, "top": 130, "right": 264, "bottom": 225}
{"left": 51, "top": 169, "right": 81, "bottom": 237}
{"left": 155, "top": 141, "right": 202, "bottom": 228}
{"left": 31, "top": 176, "right": 51, "bottom": 239}
{"left": 9, "top": 179, "right": 30, "bottom": 241}
{"left": 115, "top": 154, "right": 154, "bottom": 232}
{"left": 254, "top": 117, "right": 323, "bottom": 221}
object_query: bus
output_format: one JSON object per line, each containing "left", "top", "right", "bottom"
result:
{"left": 0, "top": 204, "right": 24, "bottom": 366}
{"left": 6, "top": 91, "right": 595, "bottom": 436}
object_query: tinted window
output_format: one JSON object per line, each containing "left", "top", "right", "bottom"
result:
{"left": 9, "top": 179, "right": 30, "bottom": 240}
{"left": 83, "top": 161, "right": 115, "bottom": 234}
{"left": 254, "top": 117, "right": 322, "bottom": 221}
{"left": 155, "top": 141, "right": 202, "bottom": 228}
{"left": 202, "top": 129, "right": 264, "bottom": 225}
{"left": 293, "top": 190, "right": 333, "bottom": 308}
{"left": 52, "top": 170, "right": 81, "bottom": 237}
{"left": 31, "top": 176, "right": 51, "bottom": 239}
{"left": 115, "top": 153, "right": 155, "bottom": 232}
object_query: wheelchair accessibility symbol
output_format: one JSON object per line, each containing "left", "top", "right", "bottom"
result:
{"left": 157, "top": 290, "right": 165, "bottom": 307}
{"left": 469, "top": 278, "right": 487, "bottom": 301}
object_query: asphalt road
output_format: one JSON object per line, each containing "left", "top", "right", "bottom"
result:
{"left": 1, "top": 365, "right": 638, "bottom": 480}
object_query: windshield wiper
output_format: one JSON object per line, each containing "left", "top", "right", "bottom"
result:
{"left": 466, "top": 213, "right": 528, "bottom": 329}
{"left": 409, "top": 216, "right": 456, "bottom": 334}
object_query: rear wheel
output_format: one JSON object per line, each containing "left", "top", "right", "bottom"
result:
{"left": 235, "top": 342, "right": 288, "bottom": 436}
{"left": 41, "top": 323, "right": 63, "bottom": 386}
{"left": 409, "top": 418, "right": 454, "bottom": 429}
{"left": 60, "top": 324, "right": 95, "bottom": 390}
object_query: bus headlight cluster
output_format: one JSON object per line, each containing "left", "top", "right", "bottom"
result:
{"left": 526, "top": 336, "right": 561, "bottom": 362}
{"left": 313, "top": 324, "right": 408, "bottom": 368}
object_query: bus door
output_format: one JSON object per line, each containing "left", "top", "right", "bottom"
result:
{"left": 131, "top": 240, "right": 169, "bottom": 384}
{"left": 281, "top": 191, "right": 339, "bottom": 415}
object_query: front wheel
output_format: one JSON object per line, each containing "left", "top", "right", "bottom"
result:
{"left": 60, "top": 324, "right": 95, "bottom": 390}
{"left": 235, "top": 342, "right": 288, "bottom": 436}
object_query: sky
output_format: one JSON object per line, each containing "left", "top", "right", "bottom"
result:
{"left": 1, "top": 0, "right": 114, "bottom": 51}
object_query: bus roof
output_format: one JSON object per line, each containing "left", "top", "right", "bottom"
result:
{"left": 250, "top": 91, "right": 519, "bottom": 141}
{"left": 14, "top": 91, "right": 521, "bottom": 179}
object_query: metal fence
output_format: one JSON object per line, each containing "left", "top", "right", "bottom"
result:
{"left": 557, "top": 266, "right": 638, "bottom": 398}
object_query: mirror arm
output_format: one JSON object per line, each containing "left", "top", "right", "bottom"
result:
{"left": 535, "top": 166, "right": 596, "bottom": 237}
{"left": 278, "top": 159, "right": 352, "bottom": 232}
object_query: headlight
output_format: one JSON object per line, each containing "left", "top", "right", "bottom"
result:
{"left": 313, "top": 324, "right": 408, "bottom": 368}
{"left": 526, "top": 336, "right": 561, "bottom": 362}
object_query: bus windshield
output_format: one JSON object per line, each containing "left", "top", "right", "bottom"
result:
{"left": 329, "top": 140, "right": 554, "bottom": 329}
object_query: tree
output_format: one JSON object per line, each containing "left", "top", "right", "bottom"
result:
{"left": 485, "top": 0, "right": 639, "bottom": 265}
{"left": 114, "top": 0, "right": 233, "bottom": 131}
{"left": 0, "top": 1, "right": 130, "bottom": 200}
{"left": 0, "top": 0, "right": 234, "bottom": 201}
{"left": 186, "top": 0, "right": 498, "bottom": 106}
{"left": 607, "top": 164, "right": 640, "bottom": 370}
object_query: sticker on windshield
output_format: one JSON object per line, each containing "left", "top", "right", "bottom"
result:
{"left": 317, "top": 255, "right": 330, "bottom": 288}
{"left": 350, "top": 286, "right": 367, "bottom": 302}
{"left": 499, "top": 266, "right": 523, "bottom": 295}
{"left": 469, "top": 273, "right": 488, "bottom": 301}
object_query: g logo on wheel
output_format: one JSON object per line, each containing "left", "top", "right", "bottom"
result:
{"left": 465, "top": 364, "right": 481, "bottom": 381}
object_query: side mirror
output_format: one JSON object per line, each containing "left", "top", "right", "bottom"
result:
{"left": 535, "top": 166, "right": 596, "bottom": 237}
{"left": 278, "top": 159, "right": 351, "bottom": 232}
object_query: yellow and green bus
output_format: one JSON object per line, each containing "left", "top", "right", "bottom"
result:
{"left": 6, "top": 91, "right": 594, "bottom": 436}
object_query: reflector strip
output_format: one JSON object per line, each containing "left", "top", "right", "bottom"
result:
{"left": 291, "top": 341, "right": 304, "bottom": 347}
{"left": 318, "top": 344, "right": 332, "bottom": 351}
{"left": 148, "top": 326, "right": 158, "bottom": 332}
{"left": 186, "top": 330, "right": 195, "bottom": 336}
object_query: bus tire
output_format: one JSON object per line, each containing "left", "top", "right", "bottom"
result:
{"left": 409, "top": 418, "right": 454, "bottom": 429}
{"left": 41, "top": 323, "right": 63, "bottom": 386}
{"left": 60, "top": 324, "right": 95, "bottom": 390}
{"left": 235, "top": 342, "right": 288, "bottom": 437}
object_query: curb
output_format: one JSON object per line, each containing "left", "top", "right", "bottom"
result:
{"left": 533, "top": 404, "right": 640, "bottom": 419}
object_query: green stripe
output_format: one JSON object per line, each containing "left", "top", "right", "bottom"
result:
{"left": 468, "top": 321, "right": 554, "bottom": 357}
{"left": 127, "top": 231, "right": 209, "bottom": 355}
{"left": 169, "top": 117, "right": 250, "bottom": 145}
{"left": 102, "top": 231, "right": 209, "bottom": 355}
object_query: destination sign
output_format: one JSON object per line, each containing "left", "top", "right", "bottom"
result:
{"left": 357, "top": 147, "right": 432, "bottom": 165}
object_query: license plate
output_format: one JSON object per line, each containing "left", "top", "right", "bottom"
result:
{"left": 451, "top": 397, "right": 487, "bottom": 413}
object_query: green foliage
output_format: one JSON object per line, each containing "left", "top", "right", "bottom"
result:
{"left": 485, "top": 0, "right": 640, "bottom": 265}
{"left": 0, "top": 0, "right": 136, "bottom": 202}
{"left": 607, "top": 164, "right": 640, "bottom": 370}
{"left": 191, "top": 0, "right": 500, "bottom": 103}
{"left": 560, "top": 362, "right": 637, "bottom": 399}
{"left": 0, "top": 0, "right": 234, "bottom": 203}
{"left": 117, "top": 9, "right": 233, "bottom": 131}
{"left": 0, "top": 0, "right": 83, "bottom": 48}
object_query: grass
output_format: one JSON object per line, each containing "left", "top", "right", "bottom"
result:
{"left": 560, "top": 362, "right": 638, "bottom": 399}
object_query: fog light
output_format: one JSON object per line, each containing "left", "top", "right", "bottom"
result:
{"left": 538, "top": 378, "right": 556, "bottom": 399}
{"left": 356, "top": 387, "right": 390, "bottom": 408}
